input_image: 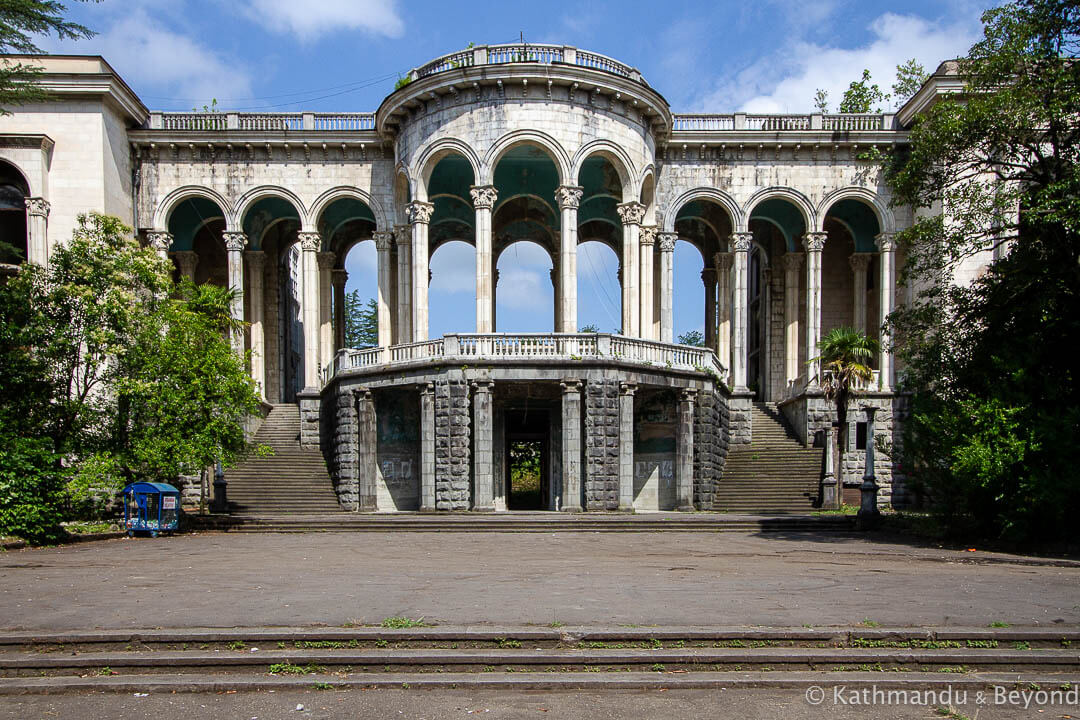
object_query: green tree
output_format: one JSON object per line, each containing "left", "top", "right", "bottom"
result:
{"left": 578, "top": 323, "right": 600, "bottom": 333}
{"left": 813, "top": 88, "right": 830, "bottom": 113}
{"left": 811, "top": 327, "right": 879, "bottom": 478}
{"left": 677, "top": 329, "right": 705, "bottom": 347}
{"left": 839, "top": 69, "right": 888, "bottom": 113}
{"left": 343, "top": 290, "right": 377, "bottom": 347}
{"left": 891, "top": 58, "right": 928, "bottom": 107}
{"left": 886, "top": 0, "right": 1080, "bottom": 542}
{"left": 0, "top": 0, "right": 97, "bottom": 113}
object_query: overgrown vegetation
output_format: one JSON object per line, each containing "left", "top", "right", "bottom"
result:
{"left": 885, "top": 0, "right": 1080, "bottom": 545}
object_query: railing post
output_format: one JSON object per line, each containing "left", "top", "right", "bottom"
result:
{"left": 734, "top": 112, "right": 746, "bottom": 130}
{"left": 149, "top": 112, "right": 163, "bottom": 129}
{"left": 473, "top": 46, "right": 488, "bottom": 65}
{"left": 597, "top": 334, "right": 612, "bottom": 356}
{"left": 302, "top": 112, "right": 315, "bottom": 130}
{"left": 882, "top": 113, "right": 895, "bottom": 130}
{"left": 810, "top": 113, "right": 823, "bottom": 130}
{"left": 225, "top": 112, "right": 238, "bottom": 130}
{"left": 443, "top": 334, "right": 459, "bottom": 358}
{"left": 562, "top": 46, "right": 576, "bottom": 64}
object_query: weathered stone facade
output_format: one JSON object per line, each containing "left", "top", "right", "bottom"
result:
{"left": 584, "top": 378, "right": 620, "bottom": 510}
{"left": 434, "top": 372, "right": 472, "bottom": 510}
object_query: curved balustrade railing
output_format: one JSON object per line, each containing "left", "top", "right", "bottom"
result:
{"left": 671, "top": 112, "right": 892, "bottom": 133}
{"left": 326, "top": 333, "right": 726, "bottom": 383}
{"left": 414, "top": 44, "right": 637, "bottom": 83}
{"left": 151, "top": 112, "right": 377, "bottom": 132}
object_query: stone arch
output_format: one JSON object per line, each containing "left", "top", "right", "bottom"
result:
{"left": 154, "top": 185, "right": 233, "bottom": 231}
{"left": 744, "top": 187, "right": 815, "bottom": 236}
{"left": 638, "top": 166, "right": 657, "bottom": 225}
{"left": 0, "top": 160, "right": 30, "bottom": 265}
{"left": 665, "top": 187, "right": 743, "bottom": 234}
{"left": 817, "top": 187, "right": 894, "bottom": 234}
{"left": 310, "top": 186, "right": 388, "bottom": 235}
{"left": 481, "top": 130, "right": 571, "bottom": 186}
{"left": 234, "top": 186, "right": 308, "bottom": 233}
{"left": 570, "top": 140, "right": 637, "bottom": 200}
{"left": 413, "top": 138, "right": 482, "bottom": 202}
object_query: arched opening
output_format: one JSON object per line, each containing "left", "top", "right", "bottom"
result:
{"left": 0, "top": 161, "right": 30, "bottom": 266}
{"left": 822, "top": 198, "right": 882, "bottom": 342}
{"left": 674, "top": 199, "right": 734, "bottom": 349}
{"left": 749, "top": 197, "right": 807, "bottom": 400}
{"left": 318, "top": 196, "right": 378, "bottom": 352}
{"left": 242, "top": 196, "right": 302, "bottom": 402}
{"left": 166, "top": 196, "right": 227, "bottom": 284}
{"left": 576, "top": 240, "right": 620, "bottom": 333}
{"left": 494, "top": 241, "right": 554, "bottom": 332}
{"left": 429, "top": 239, "right": 475, "bottom": 339}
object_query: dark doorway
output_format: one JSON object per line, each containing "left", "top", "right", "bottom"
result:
{"left": 504, "top": 408, "right": 550, "bottom": 510}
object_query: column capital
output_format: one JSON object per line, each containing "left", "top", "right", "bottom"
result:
{"left": 317, "top": 250, "right": 336, "bottom": 270}
{"left": 298, "top": 231, "right": 321, "bottom": 252}
{"left": 619, "top": 381, "right": 638, "bottom": 396}
{"left": 730, "top": 232, "right": 753, "bottom": 253}
{"left": 802, "top": 232, "right": 828, "bottom": 252}
{"left": 560, "top": 378, "right": 583, "bottom": 394}
{"left": 470, "top": 379, "right": 495, "bottom": 392}
{"left": 679, "top": 387, "right": 699, "bottom": 402}
{"left": 419, "top": 381, "right": 435, "bottom": 397}
{"left": 173, "top": 250, "right": 199, "bottom": 276}
{"left": 554, "top": 185, "right": 584, "bottom": 210}
{"left": 222, "top": 231, "right": 247, "bottom": 253}
{"left": 701, "top": 267, "right": 717, "bottom": 284}
{"left": 781, "top": 252, "right": 805, "bottom": 271}
{"left": 616, "top": 201, "right": 646, "bottom": 226}
{"left": 373, "top": 231, "right": 394, "bottom": 251}
{"left": 244, "top": 249, "right": 265, "bottom": 271}
{"left": 24, "top": 197, "right": 50, "bottom": 218}
{"left": 469, "top": 185, "right": 498, "bottom": 210}
{"left": 393, "top": 225, "right": 411, "bottom": 246}
{"left": 406, "top": 201, "right": 435, "bottom": 225}
{"left": 849, "top": 253, "right": 872, "bottom": 272}
{"left": 639, "top": 225, "right": 657, "bottom": 246}
{"left": 875, "top": 231, "right": 897, "bottom": 252}
{"left": 147, "top": 231, "right": 173, "bottom": 253}
{"left": 331, "top": 267, "right": 349, "bottom": 289}
{"left": 657, "top": 232, "right": 678, "bottom": 252}
{"left": 714, "top": 251, "right": 734, "bottom": 271}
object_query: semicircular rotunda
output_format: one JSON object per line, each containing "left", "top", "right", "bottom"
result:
{"left": 1, "top": 45, "right": 968, "bottom": 515}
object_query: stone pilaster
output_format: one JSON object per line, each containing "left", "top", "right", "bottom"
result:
{"left": 297, "top": 231, "right": 322, "bottom": 388}
{"left": 407, "top": 201, "right": 434, "bottom": 342}
{"left": 849, "top": 253, "right": 871, "bottom": 333}
{"left": 419, "top": 383, "right": 436, "bottom": 512}
{"left": 332, "top": 268, "right": 348, "bottom": 352}
{"left": 584, "top": 378, "right": 620, "bottom": 510}
{"left": 658, "top": 233, "right": 676, "bottom": 343}
{"left": 223, "top": 232, "right": 247, "bottom": 355}
{"left": 616, "top": 202, "right": 645, "bottom": 337}
{"left": 676, "top": 388, "right": 697, "bottom": 511}
{"left": 555, "top": 185, "right": 583, "bottom": 333}
{"left": 317, "top": 251, "right": 336, "bottom": 373}
{"left": 394, "top": 225, "right": 412, "bottom": 344}
{"left": 803, "top": 232, "right": 827, "bottom": 388}
{"left": 245, "top": 250, "right": 267, "bottom": 397}
{"left": 471, "top": 186, "right": 497, "bottom": 333}
{"left": 782, "top": 252, "right": 804, "bottom": 387}
{"left": 693, "top": 388, "right": 721, "bottom": 509}
{"left": 560, "top": 379, "right": 584, "bottom": 512}
{"left": 701, "top": 267, "right": 717, "bottom": 351}
{"left": 638, "top": 226, "right": 656, "bottom": 340}
{"left": 730, "top": 232, "right": 753, "bottom": 393}
{"left": 618, "top": 382, "right": 637, "bottom": 511}
{"left": 330, "top": 385, "right": 359, "bottom": 510}
{"left": 24, "top": 197, "right": 50, "bottom": 265}
{"left": 876, "top": 232, "right": 896, "bottom": 391}
{"left": 471, "top": 379, "right": 495, "bottom": 511}
{"left": 714, "top": 251, "right": 733, "bottom": 383}
{"left": 434, "top": 372, "right": 470, "bottom": 510}
{"left": 354, "top": 387, "right": 377, "bottom": 511}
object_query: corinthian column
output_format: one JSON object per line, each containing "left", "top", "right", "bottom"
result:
{"left": 407, "top": 202, "right": 434, "bottom": 342}
{"left": 317, "top": 251, "right": 335, "bottom": 371}
{"left": 394, "top": 225, "right": 412, "bottom": 344}
{"left": 245, "top": 250, "right": 266, "bottom": 397}
{"left": 714, "top": 251, "right": 733, "bottom": 381}
{"left": 849, "top": 253, "right": 871, "bottom": 333}
{"left": 470, "top": 186, "right": 497, "bottom": 333}
{"left": 877, "top": 232, "right": 896, "bottom": 391}
{"left": 223, "top": 232, "right": 247, "bottom": 354}
{"left": 616, "top": 202, "right": 645, "bottom": 337}
{"left": 658, "top": 233, "right": 677, "bottom": 343}
{"left": 298, "top": 231, "right": 322, "bottom": 388}
{"left": 639, "top": 226, "right": 656, "bottom": 340}
{"left": 730, "top": 232, "right": 753, "bottom": 393}
{"left": 555, "top": 185, "right": 583, "bottom": 333}
{"left": 373, "top": 231, "right": 394, "bottom": 355}
{"left": 24, "top": 198, "right": 50, "bottom": 265}
{"left": 803, "top": 232, "right": 828, "bottom": 388}
{"left": 782, "top": 252, "right": 804, "bottom": 387}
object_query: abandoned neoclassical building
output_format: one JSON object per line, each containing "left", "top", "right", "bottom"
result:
{"left": 0, "top": 46, "right": 976, "bottom": 515}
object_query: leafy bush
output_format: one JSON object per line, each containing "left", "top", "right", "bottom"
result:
{"left": 64, "top": 452, "right": 125, "bottom": 521}
{"left": 0, "top": 434, "right": 66, "bottom": 544}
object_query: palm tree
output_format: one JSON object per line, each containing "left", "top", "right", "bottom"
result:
{"left": 811, "top": 327, "right": 880, "bottom": 495}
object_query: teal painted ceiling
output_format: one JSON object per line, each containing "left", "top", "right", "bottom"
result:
{"left": 749, "top": 198, "right": 805, "bottom": 251}
{"left": 168, "top": 197, "right": 225, "bottom": 251}
{"left": 242, "top": 196, "right": 301, "bottom": 249}
{"left": 825, "top": 198, "right": 881, "bottom": 252}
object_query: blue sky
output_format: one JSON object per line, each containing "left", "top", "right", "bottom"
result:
{"left": 46, "top": 0, "right": 994, "bottom": 339}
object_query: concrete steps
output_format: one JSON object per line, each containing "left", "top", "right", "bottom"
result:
{"left": 1, "top": 625, "right": 1076, "bottom": 694}
{"left": 225, "top": 404, "right": 341, "bottom": 515}
{"left": 717, "top": 403, "right": 822, "bottom": 513}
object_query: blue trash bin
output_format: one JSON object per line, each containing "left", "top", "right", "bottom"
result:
{"left": 122, "top": 483, "right": 181, "bottom": 537}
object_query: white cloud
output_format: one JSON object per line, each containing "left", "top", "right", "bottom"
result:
{"left": 48, "top": 9, "right": 253, "bottom": 106}
{"left": 698, "top": 13, "right": 980, "bottom": 113}
{"left": 240, "top": 0, "right": 404, "bottom": 41}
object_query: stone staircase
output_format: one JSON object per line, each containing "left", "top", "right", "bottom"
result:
{"left": 225, "top": 404, "right": 341, "bottom": 515}
{"left": 714, "top": 402, "right": 822, "bottom": 513}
